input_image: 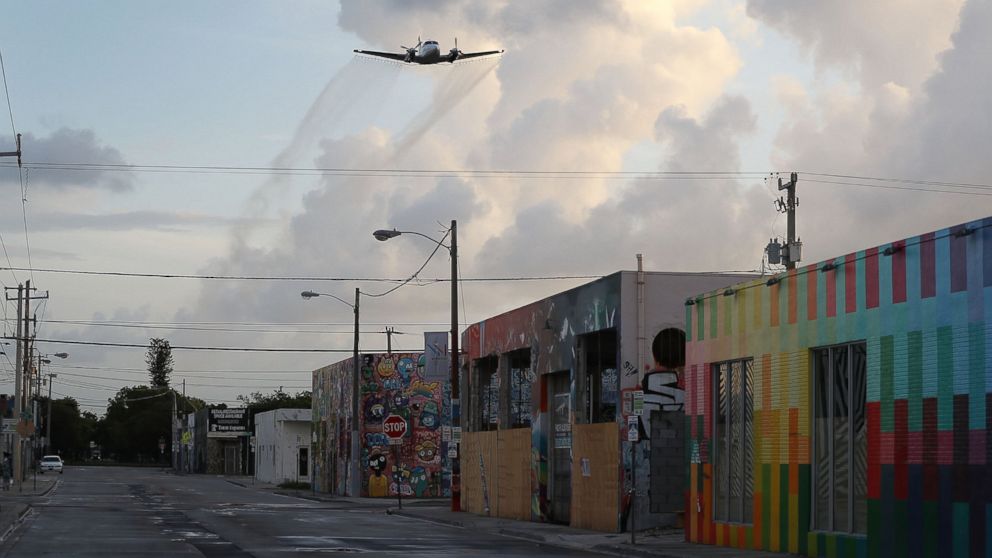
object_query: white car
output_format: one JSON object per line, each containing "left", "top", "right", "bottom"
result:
{"left": 39, "top": 455, "right": 63, "bottom": 474}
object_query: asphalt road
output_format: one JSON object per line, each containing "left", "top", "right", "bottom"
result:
{"left": 0, "top": 466, "right": 598, "bottom": 557}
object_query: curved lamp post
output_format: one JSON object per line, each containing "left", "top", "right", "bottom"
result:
{"left": 39, "top": 352, "right": 69, "bottom": 455}
{"left": 373, "top": 219, "right": 461, "bottom": 511}
{"left": 301, "top": 289, "right": 361, "bottom": 497}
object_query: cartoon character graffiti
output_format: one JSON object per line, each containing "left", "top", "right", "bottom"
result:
{"left": 368, "top": 450, "right": 389, "bottom": 497}
{"left": 409, "top": 466, "right": 430, "bottom": 497}
{"left": 377, "top": 355, "right": 397, "bottom": 378}
{"left": 417, "top": 400, "right": 441, "bottom": 430}
{"left": 364, "top": 394, "right": 388, "bottom": 425}
{"left": 396, "top": 357, "right": 416, "bottom": 384}
{"left": 415, "top": 440, "right": 440, "bottom": 465}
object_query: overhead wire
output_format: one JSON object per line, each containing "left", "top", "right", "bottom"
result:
{"left": 2, "top": 336, "right": 416, "bottom": 353}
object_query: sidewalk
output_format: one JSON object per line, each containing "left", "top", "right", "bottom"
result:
{"left": 0, "top": 474, "right": 59, "bottom": 542}
{"left": 226, "top": 476, "right": 795, "bottom": 558}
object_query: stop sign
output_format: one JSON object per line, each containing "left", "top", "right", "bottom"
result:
{"left": 383, "top": 415, "right": 408, "bottom": 442}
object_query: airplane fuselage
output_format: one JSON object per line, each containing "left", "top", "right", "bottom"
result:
{"left": 413, "top": 40, "right": 443, "bottom": 63}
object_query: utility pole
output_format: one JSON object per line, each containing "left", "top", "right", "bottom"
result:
{"left": 0, "top": 133, "right": 21, "bottom": 166}
{"left": 768, "top": 172, "right": 801, "bottom": 270}
{"left": 11, "top": 284, "right": 23, "bottom": 488}
{"left": 385, "top": 327, "right": 395, "bottom": 355}
{"left": 777, "top": 172, "right": 800, "bottom": 269}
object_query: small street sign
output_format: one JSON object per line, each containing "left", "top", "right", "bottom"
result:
{"left": 383, "top": 415, "right": 408, "bottom": 445}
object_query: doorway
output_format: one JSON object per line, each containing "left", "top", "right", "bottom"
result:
{"left": 223, "top": 443, "right": 238, "bottom": 475}
{"left": 548, "top": 370, "right": 571, "bottom": 524}
{"left": 298, "top": 447, "right": 309, "bottom": 479}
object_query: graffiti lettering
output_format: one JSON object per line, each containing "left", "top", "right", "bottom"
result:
{"left": 636, "top": 370, "right": 685, "bottom": 439}
{"left": 623, "top": 360, "right": 638, "bottom": 377}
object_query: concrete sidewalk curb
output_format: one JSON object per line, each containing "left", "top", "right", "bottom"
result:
{"left": 0, "top": 504, "right": 30, "bottom": 543}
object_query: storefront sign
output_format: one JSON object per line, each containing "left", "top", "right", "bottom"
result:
{"left": 209, "top": 408, "right": 248, "bottom": 433}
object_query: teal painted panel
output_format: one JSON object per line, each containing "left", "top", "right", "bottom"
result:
{"left": 953, "top": 502, "right": 968, "bottom": 558}
{"left": 880, "top": 336, "right": 894, "bottom": 432}
{"left": 893, "top": 332, "right": 909, "bottom": 400}
{"left": 937, "top": 326, "right": 954, "bottom": 430}
{"left": 969, "top": 322, "right": 986, "bottom": 428}
{"left": 922, "top": 327, "right": 939, "bottom": 399}
{"left": 908, "top": 330, "right": 924, "bottom": 431}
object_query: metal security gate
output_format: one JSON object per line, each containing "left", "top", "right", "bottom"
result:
{"left": 548, "top": 371, "right": 571, "bottom": 524}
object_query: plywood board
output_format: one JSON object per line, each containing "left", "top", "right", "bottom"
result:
{"left": 461, "top": 431, "right": 498, "bottom": 515}
{"left": 570, "top": 422, "right": 620, "bottom": 532}
{"left": 496, "top": 428, "right": 533, "bottom": 521}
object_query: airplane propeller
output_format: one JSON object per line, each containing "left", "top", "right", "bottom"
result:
{"left": 448, "top": 37, "right": 462, "bottom": 61}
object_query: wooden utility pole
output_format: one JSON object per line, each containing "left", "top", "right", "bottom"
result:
{"left": 777, "top": 172, "right": 800, "bottom": 269}
{"left": 5, "top": 281, "right": 48, "bottom": 487}
{"left": 385, "top": 327, "right": 395, "bottom": 355}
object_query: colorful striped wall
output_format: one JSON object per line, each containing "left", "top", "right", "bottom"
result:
{"left": 684, "top": 216, "right": 991, "bottom": 558}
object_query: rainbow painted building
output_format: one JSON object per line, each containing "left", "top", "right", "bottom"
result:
{"left": 683, "top": 216, "right": 991, "bottom": 557}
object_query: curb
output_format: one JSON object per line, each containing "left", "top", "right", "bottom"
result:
{"left": 387, "top": 509, "right": 465, "bottom": 528}
{"left": 0, "top": 505, "right": 31, "bottom": 543}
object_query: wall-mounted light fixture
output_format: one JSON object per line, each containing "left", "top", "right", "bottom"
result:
{"left": 953, "top": 226, "right": 974, "bottom": 238}
{"left": 685, "top": 298, "right": 696, "bottom": 306}
{"left": 766, "top": 276, "right": 781, "bottom": 286}
{"left": 882, "top": 245, "right": 903, "bottom": 256}
{"left": 820, "top": 262, "right": 837, "bottom": 273}
{"left": 723, "top": 288, "right": 736, "bottom": 297}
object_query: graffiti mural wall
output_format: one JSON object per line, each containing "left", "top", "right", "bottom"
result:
{"left": 313, "top": 353, "right": 449, "bottom": 497}
{"left": 684, "top": 216, "right": 992, "bottom": 557}
{"left": 461, "top": 272, "right": 751, "bottom": 529}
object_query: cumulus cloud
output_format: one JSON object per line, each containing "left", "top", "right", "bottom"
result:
{"left": 2, "top": 128, "right": 134, "bottom": 192}
{"left": 750, "top": 0, "right": 989, "bottom": 260}
{"left": 747, "top": 0, "right": 963, "bottom": 91}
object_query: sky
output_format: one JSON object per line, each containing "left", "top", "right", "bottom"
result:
{"left": 0, "top": 0, "right": 989, "bottom": 415}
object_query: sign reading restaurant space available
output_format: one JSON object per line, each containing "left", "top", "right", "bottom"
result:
{"left": 383, "top": 414, "right": 408, "bottom": 445}
{"left": 209, "top": 408, "right": 248, "bottom": 433}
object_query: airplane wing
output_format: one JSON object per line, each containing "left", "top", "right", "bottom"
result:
{"left": 354, "top": 49, "right": 409, "bottom": 62}
{"left": 454, "top": 50, "right": 504, "bottom": 61}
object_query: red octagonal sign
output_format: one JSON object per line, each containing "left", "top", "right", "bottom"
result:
{"left": 383, "top": 414, "right": 408, "bottom": 441}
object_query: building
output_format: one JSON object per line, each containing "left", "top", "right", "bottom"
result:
{"left": 312, "top": 352, "right": 450, "bottom": 497}
{"left": 683, "top": 216, "right": 991, "bottom": 556}
{"left": 254, "top": 408, "right": 312, "bottom": 485}
{"left": 459, "top": 270, "right": 754, "bottom": 532}
{"left": 189, "top": 407, "right": 250, "bottom": 475}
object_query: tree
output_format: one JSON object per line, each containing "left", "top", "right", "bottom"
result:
{"left": 40, "top": 397, "right": 97, "bottom": 461}
{"left": 96, "top": 385, "right": 174, "bottom": 463}
{"left": 146, "top": 338, "right": 174, "bottom": 388}
{"left": 237, "top": 389, "right": 311, "bottom": 427}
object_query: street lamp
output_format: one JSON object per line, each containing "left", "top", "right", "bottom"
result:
{"left": 39, "top": 352, "right": 68, "bottom": 455}
{"left": 301, "top": 288, "right": 361, "bottom": 497}
{"left": 373, "top": 219, "right": 461, "bottom": 512}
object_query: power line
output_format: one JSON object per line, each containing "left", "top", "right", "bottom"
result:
{"left": 3, "top": 336, "right": 416, "bottom": 353}
{"left": 47, "top": 363, "right": 313, "bottom": 375}
{"left": 803, "top": 178, "right": 992, "bottom": 197}
{"left": 27, "top": 318, "right": 449, "bottom": 327}
{"left": 0, "top": 160, "right": 770, "bottom": 179}
{"left": 0, "top": 46, "right": 15, "bottom": 140}
{"left": 0, "top": 266, "right": 605, "bottom": 283}
{"left": 800, "top": 172, "right": 992, "bottom": 191}
{"left": 31, "top": 319, "right": 402, "bottom": 335}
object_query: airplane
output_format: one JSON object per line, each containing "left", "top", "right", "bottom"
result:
{"left": 354, "top": 37, "right": 503, "bottom": 64}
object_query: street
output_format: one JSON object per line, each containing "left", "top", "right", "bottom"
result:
{"left": 0, "top": 466, "right": 598, "bottom": 557}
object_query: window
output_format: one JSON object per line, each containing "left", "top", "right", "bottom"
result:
{"left": 713, "top": 359, "right": 753, "bottom": 523}
{"left": 812, "top": 342, "right": 867, "bottom": 534}
{"left": 508, "top": 350, "right": 533, "bottom": 428}
{"left": 475, "top": 357, "right": 499, "bottom": 431}
{"left": 578, "top": 330, "right": 618, "bottom": 424}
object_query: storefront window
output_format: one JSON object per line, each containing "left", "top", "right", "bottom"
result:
{"left": 812, "top": 342, "right": 867, "bottom": 534}
{"left": 712, "top": 358, "right": 753, "bottom": 523}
